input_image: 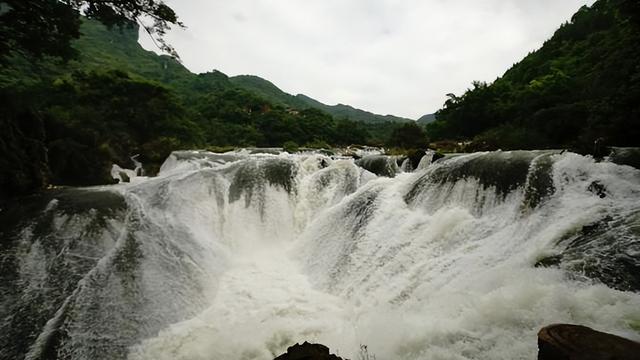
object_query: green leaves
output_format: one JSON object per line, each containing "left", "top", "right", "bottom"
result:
{"left": 388, "top": 122, "right": 429, "bottom": 149}
{"left": 0, "top": 0, "right": 182, "bottom": 62}
{"left": 0, "top": 0, "right": 82, "bottom": 60}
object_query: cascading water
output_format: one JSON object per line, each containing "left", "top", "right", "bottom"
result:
{"left": 1, "top": 149, "right": 639, "bottom": 360}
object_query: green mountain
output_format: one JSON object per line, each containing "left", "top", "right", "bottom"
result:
{"left": 74, "top": 20, "right": 193, "bottom": 85}
{"left": 427, "top": 0, "right": 640, "bottom": 152}
{"left": 1, "top": 19, "right": 396, "bottom": 201}
{"left": 229, "top": 75, "right": 413, "bottom": 124}
{"left": 71, "top": 23, "right": 414, "bottom": 125}
{"left": 296, "top": 94, "right": 412, "bottom": 124}
{"left": 228, "top": 75, "right": 309, "bottom": 108}
{"left": 416, "top": 113, "right": 436, "bottom": 127}
{"left": 0, "top": 19, "right": 233, "bottom": 95}
{"left": 5, "top": 18, "right": 403, "bottom": 126}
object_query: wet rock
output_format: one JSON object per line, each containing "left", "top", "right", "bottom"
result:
{"left": 538, "top": 324, "right": 640, "bottom": 360}
{"left": 587, "top": 181, "right": 607, "bottom": 198}
{"left": 607, "top": 147, "right": 640, "bottom": 170}
{"left": 534, "top": 254, "right": 563, "bottom": 268}
{"left": 406, "top": 149, "right": 427, "bottom": 170}
{"left": 0, "top": 188, "right": 128, "bottom": 359}
{"left": 522, "top": 153, "right": 556, "bottom": 210}
{"left": 405, "top": 150, "right": 557, "bottom": 203}
{"left": 119, "top": 171, "right": 130, "bottom": 183}
{"left": 274, "top": 342, "right": 345, "bottom": 360}
{"left": 356, "top": 155, "right": 398, "bottom": 177}
{"left": 535, "top": 213, "right": 640, "bottom": 292}
{"left": 432, "top": 151, "right": 445, "bottom": 163}
{"left": 228, "top": 158, "right": 298, "bottom": 207}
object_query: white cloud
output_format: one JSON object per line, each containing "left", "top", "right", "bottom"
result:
{"left": 140, "top": 0, "right": 596, "bottom": 119}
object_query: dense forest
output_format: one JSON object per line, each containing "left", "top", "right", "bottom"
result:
{"left": 427, "top": 0, "right": 640, "bottom": 153}
{"left": 228, "top": 75, "right": 413, "bottom": 124}
{"left": 2, "top": 0, "right": 639, "bottom": 202}
{"left": 0, "top": 17, "right": 424, "bottom": 201}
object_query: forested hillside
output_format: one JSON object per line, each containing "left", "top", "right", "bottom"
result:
{"left": 0, "top": 19, "right": 407, "bottom": 201}
{"left": 427, "top": 0, "right": 640, "bottom": 152}
{"left": 229, "top": 75, "right": 413, "bottom": 124}
{"left": 225, "top": 75, "right": 416, "bottom": 147}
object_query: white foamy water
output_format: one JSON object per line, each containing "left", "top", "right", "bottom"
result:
{"left": 123, "top": 150, "right": 640, "bottom": 360}
{"left": 3, "top": 150, "right": 640, "bottom": 360}
{"left": 129, "top": 246, "right": 356, "bottom": 360}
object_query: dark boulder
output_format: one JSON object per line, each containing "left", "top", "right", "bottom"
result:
{"left": 118, "top": 171, "right": 131, "bottom": 183}
{"left": 355, "top": 155, "right": 397, "bottom": 177}
{"left": 608, "top": 147, "right": 640, "bottom": 170}
{"left": 405, "top": 149, "right": 427, "bottom": 170}
{"left": 587, "top": 181, "right": 607, "bottom": 198}
{"left": 538, "top": 324, "right": 640, "bottom": 360}
{"left": 273, "top": 342, "right": 345, "bottom": 360}
{"left": 432, "top": 150, "right": 445, "bottom": 163}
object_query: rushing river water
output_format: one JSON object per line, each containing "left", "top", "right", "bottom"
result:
{"left": 1, "top": 149, "right": 639, "bottom": 360}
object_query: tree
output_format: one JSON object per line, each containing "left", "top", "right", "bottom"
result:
{"left": 617, "top": 0, "right": 640, "bottom": 25}
{"left": 388, "top": 122, "right": 429, "bottom": 149}
{"left": 0, "top": 0, "right": 182, "bottom": 61}
{"left": 43, "top": 70, "right": 203, "bottom": 184}
{"left": 296, "top": 108, "right": 335, "bottom": 144}
{"left": 333, "top": 118, "right": 369, "bottom": 145}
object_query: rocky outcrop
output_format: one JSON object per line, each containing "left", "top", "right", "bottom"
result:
{"left": 404, "top": 149, "right": 426, "bottom": 170}
{"left": 608, "top": 147, "right": 640, "bottom": 170}
{"left": 356, "top": 155, "right": 397, "bottom": 177}
{"left": 538, "top": 324, "right": 640, "bottom": 360}
{"left": 273, "top": 342, "right": 345, "bottom": 360}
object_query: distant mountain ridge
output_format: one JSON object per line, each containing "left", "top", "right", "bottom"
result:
{"left": 416, "top": 113, "right": 436, "bottom": 126}
{"left": 42, "top": 21, "right": 414, "bottom": 125}
{"left": 229, "top": 75, "right": 413, "bottom": 124}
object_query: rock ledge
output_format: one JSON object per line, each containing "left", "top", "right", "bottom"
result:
{"left": 274, "top": 341, "right": 345, "bottom": 360}
{"left": 538, "top": 323, "right": 640, "bottom": 360}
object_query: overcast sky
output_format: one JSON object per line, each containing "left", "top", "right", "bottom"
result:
{"left": 139, "top": 0, "right": 595, "bottom": 119}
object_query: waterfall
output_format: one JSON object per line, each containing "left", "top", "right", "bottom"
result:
{"left": 1, "top": 149, "right": 639, "bottom": 360}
